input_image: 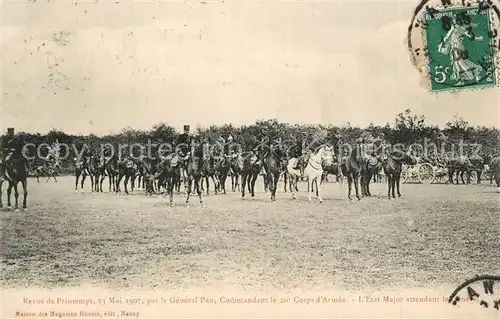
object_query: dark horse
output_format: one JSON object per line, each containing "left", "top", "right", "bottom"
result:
{"left": 381, "top": 149, "right": 416, "bottom": 199}
{"left": 199, "top": 141, "right": 220, "bottom": 195}
{"left": 259, "top": 144, "right": 283, "bottom": 201}
{"left": 1, "top": 156, "right": 29, "bottom": 211}
{"left": 239, "top": 151, "right": 262, "bottom": 199}
{"left": 151, "top": 153, "right": 182, "bottom": 205}
{"left": 103, "top": 153, "right": 119, "bottom": 192}
{"left": 216, "top": 155, "right": 232, "bottom": 194}
{"left": 443, "top": 154, "right": 473, "bottom": 184}
{"left": 184, "top": 145, "right": 204, "bottom": 205}
{"left": 340, "top": 147, "right": 363, "bottom": 201}
{"left": 88, "top": 154, "right": 106, "bottom": 193}
{"left": 115, "top": 156, "right": 138, "bottom": 195}
{"left": 74, "top": 156, "right": 90, "bottom": 192}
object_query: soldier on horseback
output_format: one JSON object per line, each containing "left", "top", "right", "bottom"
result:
{"left": 175, "top": 125, "right": 192, "bottom": 181}
{"left": 45, "top": 140, "right": 59, "bottom": 169}
{"left": 1, "top": 128, "right": 27, "bottom": 170}
{"left": 224, "top": 134, "right": 235, "bottom": 157}
{"left": 292, "top": 132, "right": 326, "bottom": 177}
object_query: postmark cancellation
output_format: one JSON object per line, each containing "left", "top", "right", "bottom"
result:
{"left": 408, "top": 0, "right": 500, "bottom": 92}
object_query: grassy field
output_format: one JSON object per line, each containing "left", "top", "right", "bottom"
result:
{"left": 1, "top": 176, "right": 498, "bottom": 292}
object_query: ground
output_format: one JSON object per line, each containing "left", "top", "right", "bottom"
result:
{"left": 1, "top": 176, "right": 498, "bottom": 292}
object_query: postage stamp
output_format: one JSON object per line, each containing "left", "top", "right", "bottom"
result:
{"left": 424, "top": 6, "right": 496, "bottom": 91}
{"left": 407, "top": 0, "right": 500, "bottom": 93}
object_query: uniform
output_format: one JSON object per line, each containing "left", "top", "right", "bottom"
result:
{"left": 176, "top": 126, "right": 192, "bottom": 156}
{"left": 176, "top": 125, "right": 191, "bottom": 181}
{"left": 1, "top": 128, "right": 24, "bottom": 163}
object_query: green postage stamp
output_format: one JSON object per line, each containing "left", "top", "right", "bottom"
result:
{"left": 424, "top": 6, "right": 496, "bottom": 91}
{"left": 407, "top": 0, "right": 500, "bottom": 93}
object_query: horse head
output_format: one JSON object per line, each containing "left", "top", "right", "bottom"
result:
{"left": 308, "top": 144, "right": 333, "bottom": 168}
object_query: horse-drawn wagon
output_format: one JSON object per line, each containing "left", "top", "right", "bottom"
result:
{"left": 401, "top": 163, "right": 448, "bottom": 184}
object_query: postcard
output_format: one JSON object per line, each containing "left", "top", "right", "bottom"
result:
{"left": 1, "top": 0, "right": 499, "bottom": 318}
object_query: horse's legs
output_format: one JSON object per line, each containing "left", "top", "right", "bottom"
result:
{"left": 387, "top": 174, "right": 392, "bottom": 199}
{"left": 0, "top": 181, "right": 3, "bottom": 208}
{"left": 396, "top": 173, "right": 401, "bottom": 197}
{"left": 211, "top": 175, "right": 219, "bottom": 195}
{"left": 81, "top": 174, "right": 86, "bottom": 191}
{"left": 131, "top": 174, "right": 136, "bottom": 192}
{"left": 252, "top": 172, "right": 259, "bottom": 198}
{"left": 347, "top": 175, "right": 353, "bottom": 200}
{"left": 124, "top": 175, "right": 130, "bottom": 194}
{"left": 241, "top": 173, "right": 247, "bottom": 198}
{"left": 219, "top": 173, "right": 226, "bottom": 194}
{"left": 13, "top": 182, "right": 19, "bottom": 210}
{"left": 7, "top": 182, "right": 13, "bottom": 208}
{"left": 316, "top": 177, "right": 323, "bottom": 203}
{"left": 390, "top": 175, "right": 396, "bottom": 198}
{"left": 353, "top": 173, "right": 361, "bottom": 200}
{"left": 21, "top": 180, "right": 28, "bottom": 209}
{"left": 476, "top": 169, "right": 482, "bottom": 184}
{"left": 359, "top": 174, "right": 366, "bottom": 197}
{"left": 196, "top": 177, "right": 203, "bottom": 204}
{"left": 283, "top": 172, "right": 287, "bottom": 193}
{"left": 290, "top": 174, "right": 297, "bottom": 199}
{"left": 495, "top": 171, "right": 500, "bottom": 190}
{"left": 273, "top": 172, "right": 279, "bottom": 201}
{"left": 307, "top": 177, "right": 313, "bottom": 202}
{"left": 205, "top": 176, "right": 209, "bottom": 195}
{"left": 75, "top": 172, "right": 80, "bottom": 191}
{"left": 366, "top": 172, "right": 373, "bottom": 196}
{"left": 115, "top": 174, "right": 120, "bottom": 193}
{"left": 186, "top": 177, "right": 193, "bottom": 204}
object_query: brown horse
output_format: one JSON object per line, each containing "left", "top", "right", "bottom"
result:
{"left": 443, "top": 154, "right": 473, "bottom": 184}
{"left": 260, "top": 144, "right": 283, "bottom": 201}
{"left": 115, "top": 156, "right": 138, "bottom": 194}
{"left": 88, "top": 154, "right": 106, "bottom": 193}
{"left": 216, "top": 155, "right": 231, "bottom": 194}
{"left": 199, "top": 142, "right": 220, "bottom": 195}
{"left": 102, "top": 153, "right": 119, "bottom": 192}
{"left": 240, "top": 151, "right": 262, "bottom": 199}
{"left": 74, "top": 156, "right": 90, "bottom": 192}
{"left": 381, "top": 149, "right": 416, "bottom": 199}
{"left": 184, "top": 145, "right": 204, "bottom": 205}
{"left": 1, "top": 156, "right": 29, "bottom": 211}
{"left": 468, "top": 154, "right": 485, "bottom": 184}
{"left": 150, "top": 153, "right": 182, "bottom": 205}
{"left": 340, "top": 147, "right": 363, "bottom": 201}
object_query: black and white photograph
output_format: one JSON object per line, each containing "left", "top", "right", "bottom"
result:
{"left": 1, "top": 0, "right": 499, "bottom": 318}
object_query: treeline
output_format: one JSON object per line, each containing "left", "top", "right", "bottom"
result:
{"left": 11, "top": 109, "right": 500, "bottom": 174}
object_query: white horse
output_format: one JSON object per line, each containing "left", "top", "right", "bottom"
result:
{"left": 286, "top": 144, "right": 335, "bottom": 203}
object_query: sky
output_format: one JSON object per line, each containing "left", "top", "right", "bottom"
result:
{"left": 1, "top": 0, "right": 499, "bottom": 135}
